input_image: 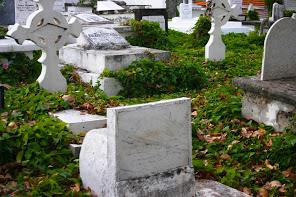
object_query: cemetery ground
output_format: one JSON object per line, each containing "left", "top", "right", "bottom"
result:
{"left": 1, "top": 22, "right": 296, "bottom": 196}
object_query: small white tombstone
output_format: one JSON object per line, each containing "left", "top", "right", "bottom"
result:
{"left": 96, "top": 1, "right": 124, "bottom": 12}
{"left": 180, "top": 0, "right": 193, "bottom": 20}
{"left": 80, "top": 98, "right": 196, "bottom": 197}
{"left": 261, "top": 14, "right": 296, "bottom": 80}
{"left": 7, "top": 0, "right": 82, "bottom": 92}
{"left": 205, "top": 0, "right": 240, "bottom": 61}
{"left": 74, "top": 13, "right": 112, "bottom": 25}
{"left": 230, "top": 0, "right": 243, "bottom": 15}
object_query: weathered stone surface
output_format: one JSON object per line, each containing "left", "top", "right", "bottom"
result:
{"left": 80, "top": 98, "right": 195, "bottom": 197}
{"left": 8, "top": 0, "right": 82, "bottom": 93}
{"left": 52, "top": 109, "right": 107, "bottom": 134}
{"left": 0, "top": 0, "right": 15, "bottom": 25}
{"left": 69, "top": 144, "right": 82, "bottom": 158}
{"left": 59, "top": 45, "right": 171, "bottom": 74}
{"left": 74, "top": 13, "right": 112, "bottom": 25}
{"left": 0, "top": 38, "right": 39, "bottom": 53}
{"left": 234, "top": 76, "right": 296, "bottom": 131}
{"left": 261, "top": 17, "right": 296, "bottom": 80}
{"left": 195, "top": 180, "right": 251, "bottom": 197}
{"left": 77, "top": 27, "right": 130, "bottom": 50}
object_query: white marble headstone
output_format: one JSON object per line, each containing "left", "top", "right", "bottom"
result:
{"left": 77, "top": 27, "right": 130, "bottom": 50}
{"left": 179, "top": 0, "right": 193, "bottom": 20}
{"left": 261, "top": 15, "right": 296, "bottom": 80}
{"left": 96, "top": 1, "right": 124, "bottom": 11}
{"left": 15, "top": 0, "right": 66, "bottom": 25}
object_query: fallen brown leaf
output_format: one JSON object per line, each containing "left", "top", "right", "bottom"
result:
{"left": 62, "top": 95, "right": 75, "bottom": 106}
{"left": 257, "top": 188, "right": 269, "bottom": 197}
{"left": 242, "top": 187, "right": 252, "bottom": 195}
{"left": 264, "top": 180, "right": 282, "bottom": 190}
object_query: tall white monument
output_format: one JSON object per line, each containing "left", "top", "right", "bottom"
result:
{"left": 8, "top": 0, "right": 82, "bottom": 92}
{"left": 205, "top": 0, "right": 240, "bottom": 61}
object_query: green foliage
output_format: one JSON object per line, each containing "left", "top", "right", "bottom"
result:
{"left": 0, "top": 51, "right": 42, "bottom": 85}
{"left": 248, "top": 10, "right": 259, "bottom": 20}
{"left": 102, "top": 58, "right": 208, "bottom": 97}
{"left": 0, "top": 26, "right": 7, "bottom": 39}
{"left": 284, "top": 9, "right": 296, "bottom": 17}
{"left": 191, "top": 16, "right": 211, "bottom": 46}
{"left": 126, "top": 20, "right": 169, "bottom": 50}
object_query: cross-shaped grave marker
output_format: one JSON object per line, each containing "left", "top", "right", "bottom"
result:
{"left": 7, "top": 0, "right": 82, "bottom": 92}
{"left": 205, "top": 0, "right": 240, "bottom": 61}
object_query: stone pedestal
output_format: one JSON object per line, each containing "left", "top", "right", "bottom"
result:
{"left": 234, "top": 77, "right": 296, "bottom": 131}
{"left": 79, "top": 98, "right": 196, "bottom": 197}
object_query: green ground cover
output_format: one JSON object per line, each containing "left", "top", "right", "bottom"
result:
{"left": 0, "top": 20, "right": 295, "bottom": 196}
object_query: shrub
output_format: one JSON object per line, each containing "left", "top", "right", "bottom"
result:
{"left": 191, "top": 16, "right": 211, "bottom": 46}
{"left": 0, "top": 26, "right": 7, "bottom": 39}
{"left": 102, "top": 58, "right": 208, "bottom": 97}
{"left": 248, "top": 10, "right": 259, "bottom": 20}
{"left": 0, "top": 51, "right": 41, "bottom": 85}
{"left": 284, "top": 9, "right": 296, "bottom": 17}
{"left": 126, "top": 20, "right": 169, "bottom": 50}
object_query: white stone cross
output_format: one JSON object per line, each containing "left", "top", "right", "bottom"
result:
{"left": 7, "top": 0, "right": 82, "bottom": 92}
{"left": 205, "top": 0, "right": 240, "bottom": 61}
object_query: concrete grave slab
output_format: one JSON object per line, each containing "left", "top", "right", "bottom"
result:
{"left": 52, "top": 109, "right": 107, "bottom": 134}
{"left": 261, "top": 16, "right": 296, "bottom": 80}
{"left": 80, "top": 98, "right": 195, "bottom": 197}
{"left": 0, "top": 38, "right": 39, "bottom": 53}
{"left": 59, "top": 45, "right": 171, "bottom": 74}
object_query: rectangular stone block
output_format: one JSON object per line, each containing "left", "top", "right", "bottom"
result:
{"left": 108, "top": 98, "right": 192, "bottom": 180}
{"left": 59, "top": 45, "right": 171, "bottom": 74}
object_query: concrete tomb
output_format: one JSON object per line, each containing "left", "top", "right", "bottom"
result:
{"left": 59, "top": 27, "right": 170, "bottom": 96}
{"left": 205, "top": 0, "right": 240, "bottom": 61}
{"left": 234, "top": 14, "right": 296, "bottom": 131}
{"left": 7, "top": 0, "right": 82, "bottom": 92}
{"left": 79, "top": 98, "right": 196, "bottom": 197}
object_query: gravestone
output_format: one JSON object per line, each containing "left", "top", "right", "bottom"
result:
{"left": 234, "top": 14, "right": 296, "bottom": 131}
{"left": 0, "top": 0, "right": 15, "bottom": 25}
{"left": 179, "top": 0, "right": 193, "bottom": 20}
{"left": 77, "top": 27, "right": 130, "bottom": 50}
{"left": 205, "top": 0, "right": 240, "bottom": 61}
{"left": 15, "top": 0, "right": 66, "bottom": 25}
{"left": 74, "top": 13, "right": 112, "bottom": 25}
{"left": 7, "top": 0, "right": 82, "bottom": 92}
{"left": 96, "top": 1, "right": 124, "bottom": 12}
{"left": 80, "top": 98, "right": 196, "bottom": 196}
{"left": 284, "top": 0, "right": 296, "bottom": 11}
{"left": 230, "top": 0, "right": 243, "bottom": 15}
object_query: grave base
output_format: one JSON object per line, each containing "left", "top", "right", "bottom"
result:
{"left": 234, "top": 76, "right": 296, "bottom": 131}
{"left": 59, "top": 45, "right": 171, "bottom": 74}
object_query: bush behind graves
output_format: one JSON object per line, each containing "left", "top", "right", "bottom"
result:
{"left": 0, "top": 51, "right": 41, "bottom": 85}
{"left": 191, "top": 16, "right": 212, "bottom": 46}
{"left": 247, "top": 10, "right": 259, "bottom": 20}
{"left": 102, "top": 58, "right": 208, "bottom": 97}
{"left": 126, "top": 20, "right": 169, "bottom": 50}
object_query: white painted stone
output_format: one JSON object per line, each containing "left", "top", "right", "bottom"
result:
{"left": 7, "top": 0, "right": 82, "bottom": 93}
{"left": 180, "top": 0, "right": 193, "bottom": 20}
{"left": 74, "top": 13, "right": 112, "bottom": 25}
{"left": 59, "top": 45, "right": 171, "bottom": 74}
{"left": 77, "top": 27, "right": 130, "bottom": 50}
{"left": 80, "top": 98, "right": 195, "bottom": 197}
{"left": 53, "top": 109, "right": 107, "bottom": 134}
{"left": 0, "top": 38, "right": 39, "bottom": 53}
{"left": 15, "top": 0, "right": 66, "bottom": 25}
{"left": 261, "top": 16, "right": 296, "bottom": 80}
{"left": 76, "top": 70, "right": 123, "bottom": 96}
{"left": 67, "top": 6, "right": 93, "bottom": 14}
{"left": 96, "top": 1, "right": 124, "bottom": 12}
{"left": 205, "top": 0, "right": 240, "bottom": 61}
{"left": 122, "top": 0, "right": 166, "bottom": 8}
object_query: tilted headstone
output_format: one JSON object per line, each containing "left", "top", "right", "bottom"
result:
{"left": 77, "top": 27, "right": 130, "bottom": 50}
{"left": 179, "top": 0, "right": 193, "bottom": 20}
{"left": 261, "top": 14, "right": 296, "bottom": 80}
{"left": 74, "top": 13, "right": 112, "bottom": 25}
{"left": 205, "top": 0, "right": 240, "bottom": 61}
{"left": 7, "top": 0, "right": 82, "bottom": 92}
{"left": 80, "top": 98, "right": 196, "bottom": 196}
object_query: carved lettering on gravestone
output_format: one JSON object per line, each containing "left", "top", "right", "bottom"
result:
{"left": 8, "top": 0, "right": 82, "bottom": 92}
{"left": 77, "top": 27, "right": 130, "bottom": 50}
{"left": 205, "top": 0, "right": 240, "bottom": 61}
{"left": 179, "top": 0, "right": 193, "bottom": 20}
{"left": 15, "top": 0, "right": 66, "bottom": 25}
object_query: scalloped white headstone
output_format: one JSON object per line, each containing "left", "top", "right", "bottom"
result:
{"left": 7, "top": 0, "right": 82, "bottom": 92}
